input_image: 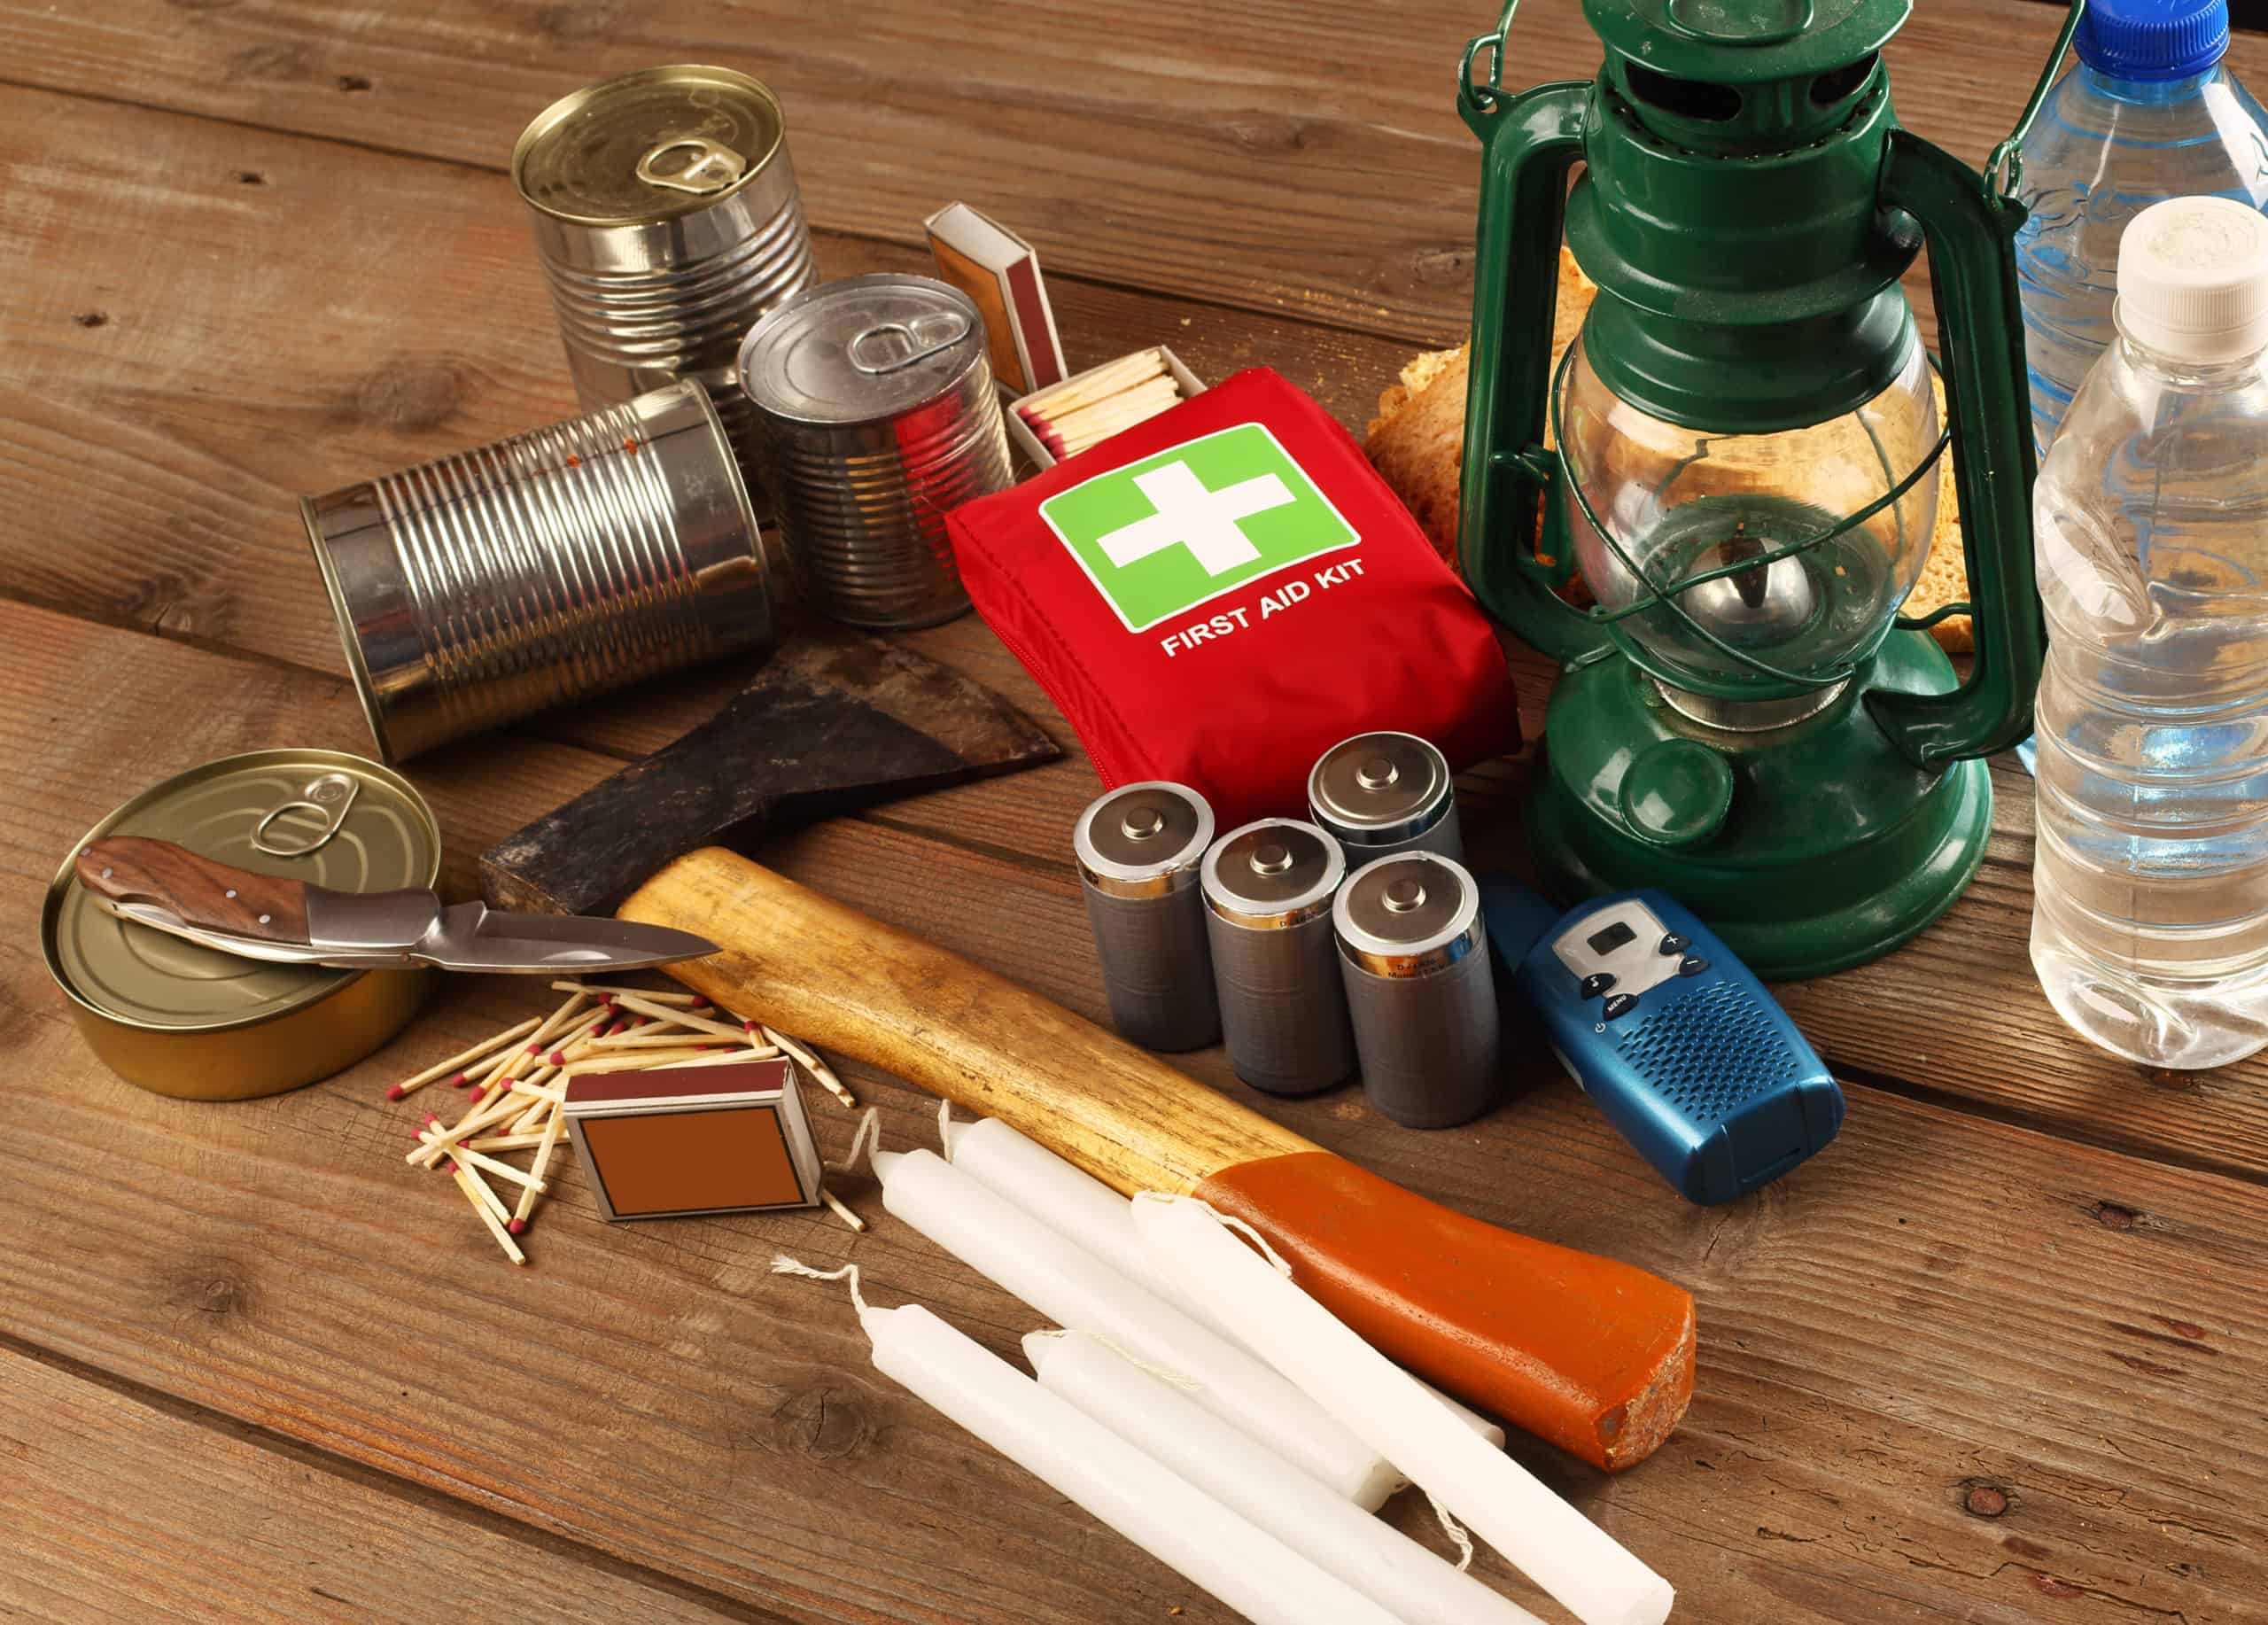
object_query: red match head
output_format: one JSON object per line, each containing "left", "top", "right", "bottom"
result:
{"left": 386, "top": 1084, "right": 406, "bottom": 1100}
{"left": 507, "top": 1218, "right": 527, "bottom": 1235}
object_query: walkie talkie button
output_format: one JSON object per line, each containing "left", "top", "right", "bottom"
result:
{"left": 1658, "top": 933, "right": 1689, "bottom": 955}
{"left": 1602, "top": 993, "right": 1639, "bottom": 1020}
{"left": 1678, "top": 955, "right": 1709, "bottom": 977}
{"left": 1580, "top": 973, "right": 1617, "bottom": 999}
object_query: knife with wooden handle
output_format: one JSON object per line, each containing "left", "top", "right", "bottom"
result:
{"left": 622, "top": 845, "right": 1697, "bottom": 1470}
{"left": 74, "top": 837, "right": 716, "bottom": 973}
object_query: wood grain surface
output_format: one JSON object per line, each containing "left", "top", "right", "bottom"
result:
{"left": 4, "top": 4, "right": 2268, "bottom": 1621}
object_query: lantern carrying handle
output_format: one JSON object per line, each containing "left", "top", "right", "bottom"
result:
{"left": 1984, "top": 0, "right": 2086, "bottom": 200}
{"left": 1459, "top": 0, "right": 1525, "bottom": 120}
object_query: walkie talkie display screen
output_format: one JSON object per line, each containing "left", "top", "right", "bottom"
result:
{"left": 1586, "top": 921, "right": 1636, "bottom": 955}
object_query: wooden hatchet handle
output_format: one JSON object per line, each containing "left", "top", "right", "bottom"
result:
{"left": 622, "top": 846, "right": 1696, "bottom": 1470}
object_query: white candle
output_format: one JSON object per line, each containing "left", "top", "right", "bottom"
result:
{"left": 946, "top": 1116, "right": 1510, "bottom": 1450}
{"left": 860, "top": 1301, "right": 1402, "bottom": 1625}
{"left": 1133, "top": 1197, "right": 1676, "bottom": 1625}
{"left": 1028, "top": 1329, "right": 1549, "bottom": 1625}
{"left": 873, "top": 1147, "right": 1402, "bottom": 1508}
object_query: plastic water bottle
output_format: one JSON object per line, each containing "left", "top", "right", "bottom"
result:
{"left": 2016, "top": 0, "right": 2268, "bottom": 456}
{"left": 2031, "top": 196, "right": 2268, "bottom": 1069}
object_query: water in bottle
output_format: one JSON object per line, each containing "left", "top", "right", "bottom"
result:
{"left": 2016, "top": 0, "right": 2268, "bottom": 457}
{"left": 2031, "top": 196, "right": 2268, "bottom": 1069}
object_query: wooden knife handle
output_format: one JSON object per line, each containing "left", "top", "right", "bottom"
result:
{"left": 75, "top": 837, "right": 312, "bottom": 945}
{"left": 622, "top": 846, "right": 1697, "bottom": 1470}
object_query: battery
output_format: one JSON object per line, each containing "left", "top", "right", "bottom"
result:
{"left": 1307, "top": 731, "right": 1464, "bottom": 866}
{"left": 303, "top": 378, "right": 769, "bottom": 763}
{"left": 41, "top": 750, "right": 440, "bottom": 1100}
{"left": 513, "top": 64, "right": 818, "bottom": 479}
{"left": 1200, "top": 819, "right": 1355, "bottom": 1097}
{"left": 739, "top": 274, "right": 1014, "bottom": 629}
{"left": 1334, "top": 852, "right": 1502, "bottom": 1129}
{"left": 1074, "top": 781, "right": 1219, "bottom": 1053}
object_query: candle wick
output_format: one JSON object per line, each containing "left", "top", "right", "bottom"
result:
{"left": 770, "top": 1254, "right": 869, "bottom": 1316}
{"left": 1134, "top": 1193, "right": 1295, "bottom": 1277}
{"left": 825, "top": 1108, "right": 884, "bottom": 1176}
{"left": 937, "top": 1097, "right": 958, "bottom": 1158}
{"left": 1427, "top": 1493, "right": 1477, "bottom": 1574}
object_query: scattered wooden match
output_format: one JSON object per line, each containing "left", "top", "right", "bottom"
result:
{"left": 380, "top": 982, "right": 850, "bottom": 1265}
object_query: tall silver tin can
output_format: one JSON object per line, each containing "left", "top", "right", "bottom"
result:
{"left": 1075, "top": 781, "right": 1220, "bottom": 1054}
{"left": 1201, "top": 819, "right": 1355, "bottom": 1097}
{"left": 302, "top": 379, "right": 769, "bottom": 763}
{"left": 738, "top": 274, "right": 1013, "bottom": 629}
{"left": 1335, "top": 852, "right": 1501, "bottom": 1129}
{"left": 1308, "top": 731, "right": 1464, "bottom": 866}
{"left": 513, "top": 65, "right": 819, "bottom": 478}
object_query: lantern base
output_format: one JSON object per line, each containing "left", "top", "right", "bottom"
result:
{"left": 1526, "top": 631, "right": 1992, "bottom": 981}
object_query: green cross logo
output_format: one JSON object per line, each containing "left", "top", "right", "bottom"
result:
{"left": 1039, "top": 424, "right": 1360, "bottom": 633}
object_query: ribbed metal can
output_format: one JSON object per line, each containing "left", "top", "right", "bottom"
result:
{"left": 739, "top": 274, "right": 1013, "bottom": 629}
{"left": 1335, "top": 852, "right": 1502, "bottom": 1129}
{"left": 513, "top": 64, "right": 819, "bottom": 478}
{"left": 1201, "top": 818, "right": 1355, "bottom": 1097}
{"left": 1308, "top": 731, "right": 1464, "bottom": 866}
{"left": 301, "top": 379, "right": 770, "bottom": 762}
{"left": 1075, "top": 781, "right": 1220, "bottom": 1053}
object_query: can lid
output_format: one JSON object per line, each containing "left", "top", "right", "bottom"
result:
{"left": 1076, "top": 782, "right": 1215, "bottom": 891}
{"left": 738, "top": 274, "right": 987, "bottom": 426}
{"left": 1334, "top": 853, "right": 1483, "bottom": 970}
{"left": 1308, "top": 732, "right": 1451, "bottom": 843}
{"left": 1202, "top": 819, "right": 1345, "bottom": 923}
{"left": 44, "top": 751, "right": 440, "bottom": 1033}
{"left": 513, "top": 65, "right": 787, "bottom": 228}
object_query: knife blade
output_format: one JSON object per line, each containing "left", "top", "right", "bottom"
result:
{"left": 74, "top": 836, "right": 716, "bottom": 974}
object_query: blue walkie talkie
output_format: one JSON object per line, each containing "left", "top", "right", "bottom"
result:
{"left": 1480, "top": 876, "right": 1843, "bottom": 1204}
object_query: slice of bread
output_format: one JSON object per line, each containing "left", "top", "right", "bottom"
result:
{"left": 1364, "top": 247, "right": 1596, "bottom": 570}
{"left": 1363, "top": 254, "right": 1975, "bottom": 653}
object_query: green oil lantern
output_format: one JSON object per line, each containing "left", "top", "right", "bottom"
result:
{"left": 1456, "top": 0, "right": 2057, "bottom": 978}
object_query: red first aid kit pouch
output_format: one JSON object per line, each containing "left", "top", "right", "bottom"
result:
{"left": 950, "top": 367, "right": 1518, "bottom": 829}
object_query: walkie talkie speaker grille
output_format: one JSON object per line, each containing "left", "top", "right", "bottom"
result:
{"left": 1612, "top": 983, "right": 1806, "bottom": 1124}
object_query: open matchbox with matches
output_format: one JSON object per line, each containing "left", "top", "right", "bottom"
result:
{"left": 1007, "top": 346, "right": 1204, "bottom": 470}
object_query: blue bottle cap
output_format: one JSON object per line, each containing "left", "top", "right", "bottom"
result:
{"left": 2075, "top": 0, "right": 2229, "bottom": 82}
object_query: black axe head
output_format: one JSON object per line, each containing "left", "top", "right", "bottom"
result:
{"left": 480, "top": 631, "right": 1059, "bottom": 916}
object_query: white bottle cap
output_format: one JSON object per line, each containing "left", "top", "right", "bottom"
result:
{"left": 2116, "top": 196, "right": 2268, "bottom": 363}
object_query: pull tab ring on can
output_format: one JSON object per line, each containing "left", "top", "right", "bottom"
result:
{"left": 848, "top": 310, "right": 975, "bottom": 374}
{"left": 635, "top": 135, "right": 748, "bottom": 196}
{"left": 252, "top": 772, "right": 360, "bottom": 858}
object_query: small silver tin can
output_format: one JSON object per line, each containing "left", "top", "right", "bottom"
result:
{"left": 1201, "top": 819, "right": 1355, "bottom": 1097}
{"left": 1076, "top": 781, "right": 1220, "bottom": 1054}
{"left": 303, "top": 379, "right": 769, "bottom": 763}
{"left": 1335, "top": 853, "right": 1501, "bottom": 1129}
{"left": 1308, "top": 731, "right": 1464, "bottom": 866}
{"left": 513, "top": 64, "right": 819, "bottom": 478}
{"left": 738, "top": 274, "right": 1014, "bottom": 629}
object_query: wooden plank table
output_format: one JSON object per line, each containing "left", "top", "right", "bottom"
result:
{"left": 3, "top": 4, "right": 2264, "bottom": 1621}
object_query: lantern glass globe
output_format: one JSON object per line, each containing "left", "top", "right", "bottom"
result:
{"left": 1558, "top": 336, "right": 1941, "bottom": 704}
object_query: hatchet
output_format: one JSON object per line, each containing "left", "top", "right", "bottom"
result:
{"left": 480, "top": 630, "right": 1059, "bottom": 916}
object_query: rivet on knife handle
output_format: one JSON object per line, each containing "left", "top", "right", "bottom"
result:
{"left": 75, "top": 836, "right": 313, "bottom": 945}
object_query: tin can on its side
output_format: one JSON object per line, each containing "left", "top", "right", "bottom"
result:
{"left": 513, "top": 64, "right": 818, "bottom": 478}
{"left": 1335, "top": 853, "right": 1501, "bottom": 1130}
{"left": 739, "top": 274, "right": 1014, "bottom": 629}
{"left": 42, "top": 751, "right": 441, "bottom": 1101}
{"left": 1308, "top": 731, "right": 1464, "bottom": 867}
{"left": 1201, "top": 819, "right": 1355, "bottom": 1097}
{"left": 1076, "top": 781, "right": 1220, "bottom": 1054}
{"left": 303, "top": 379, "right": 769, "bottom": 763}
